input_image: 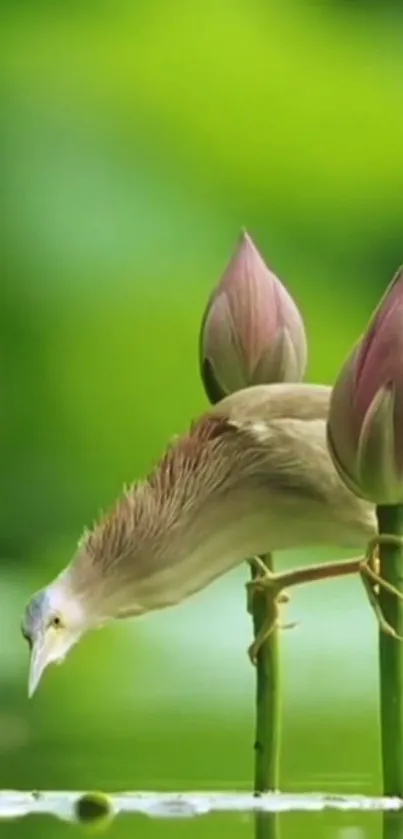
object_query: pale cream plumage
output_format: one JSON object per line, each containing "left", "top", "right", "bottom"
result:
{"left": 21, "top": 383, "right": 377, "bottom": 694}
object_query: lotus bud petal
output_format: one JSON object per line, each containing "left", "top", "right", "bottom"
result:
{"left": 327, "top": 267, "right": 403, "bottom": 505}
{"left": 199, "top": 231, "right": 307, "bottom": 402}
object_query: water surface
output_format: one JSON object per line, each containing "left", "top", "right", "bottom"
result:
{"left": 0, "top": 557, "right": 392, "bottom": 839}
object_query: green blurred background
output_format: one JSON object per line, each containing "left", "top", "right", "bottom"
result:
{"left": 2, "top": 1, "right": 403, "bottom": 837}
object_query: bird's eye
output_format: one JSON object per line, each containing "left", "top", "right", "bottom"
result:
{"left": 49, "top": 615, "right": 62, "bottom": 630}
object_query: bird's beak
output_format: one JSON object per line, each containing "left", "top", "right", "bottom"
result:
{"left": 28, "top": 633, "right": 51, "bottom": 698}
{"left": 28, "top": 626, "right": 82, "bottom": 698}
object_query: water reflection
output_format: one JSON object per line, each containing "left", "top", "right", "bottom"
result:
{"left": 0, "top": 559, "right": 393, "bottom": 839}
{"left": 382, "top": 812, "right": 403, "bottom": 839}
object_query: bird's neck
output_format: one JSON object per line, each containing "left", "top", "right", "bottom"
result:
{"left": 69, "top": 479, "right": 337, "bottom": 620}
{"left": 67, "top": 483, "right": 276, "bottom": 620}
{"left": 123, "top": 486, "right": 278, "bottom": 610}
{"left": 65, "top": 411, "right": 375, "bottom": 621}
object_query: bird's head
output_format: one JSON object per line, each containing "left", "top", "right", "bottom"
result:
{"left": 21, "top": 580, "right": 89, "bottom": 698}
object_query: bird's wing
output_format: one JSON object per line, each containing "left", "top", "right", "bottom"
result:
{"left": 225, "top": 412, "right": 375, "bottom": 548}
{"left": 213, "top": 382, "right": 331, "bottom": 424}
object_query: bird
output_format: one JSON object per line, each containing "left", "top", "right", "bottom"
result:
{"left": 21, "top": 382, "right": 385, "bottom": 697}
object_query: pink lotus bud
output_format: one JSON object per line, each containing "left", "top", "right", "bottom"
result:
{"left": 327, "top": 267, "right": 403, "bottom": 505}
{"left": 199, "top": 231, "right": 307, "bottom": 403}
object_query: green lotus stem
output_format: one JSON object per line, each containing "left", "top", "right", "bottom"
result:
{"left": 250, "top": 552, "right": 280, "bottom": 839}
{"left": 377, "top": 505, "right": 403, "bottom": 800}
{"left": 382, "top": 812, "right": 403, "bottom": 839}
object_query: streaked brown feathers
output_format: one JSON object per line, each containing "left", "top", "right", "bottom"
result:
{"left": 69, "top": 383, "right": 374, "bottom": 608}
